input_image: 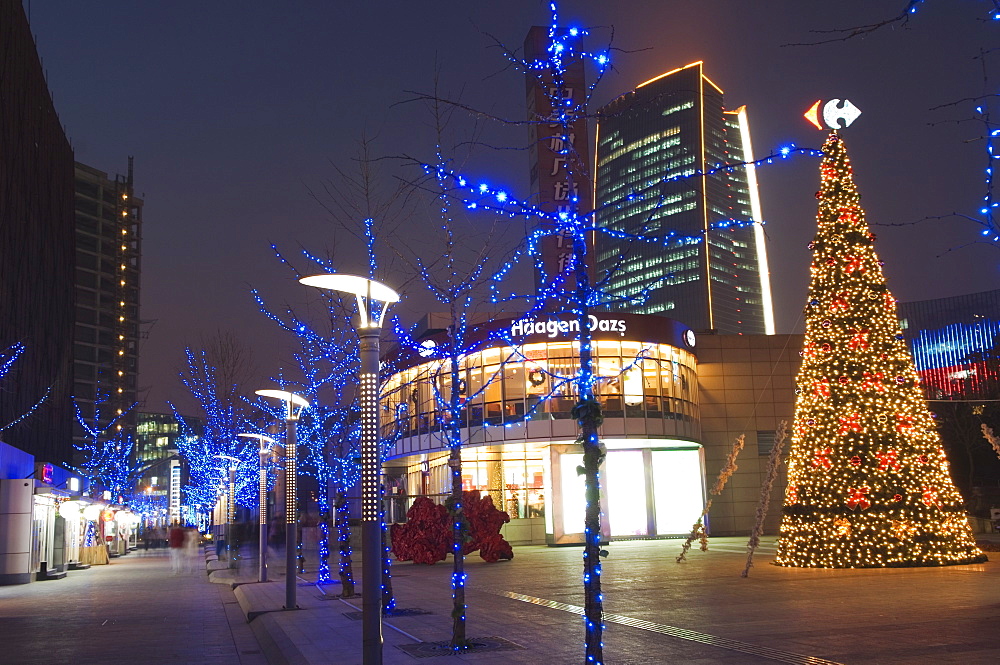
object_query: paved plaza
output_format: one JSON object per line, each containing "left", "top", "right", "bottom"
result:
{"left": 2, "top": 537, "right": 998, "bottom": 664}
{"left": 0, "top": 548, "right": 265, "bottom": 665}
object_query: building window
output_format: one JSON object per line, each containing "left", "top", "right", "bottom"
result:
{"left": 757, "top": 430, "right": 776, "bottom": 456}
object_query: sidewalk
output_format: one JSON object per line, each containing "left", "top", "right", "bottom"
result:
{"left": 0, "top": 546, "right": 267, "bottom": 665}
{"left": 218, "top": 537, "right": 1000, "bottom": 665}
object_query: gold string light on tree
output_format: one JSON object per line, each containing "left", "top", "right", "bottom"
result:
{"left": 775, "top": 131, "right": 986, "bottom": 568}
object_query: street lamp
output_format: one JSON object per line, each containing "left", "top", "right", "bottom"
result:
{"left": 300, "top": 273, "right": 399, "bottom": 665}
{"left": 239, "top": 433, "right": 276, "bottom": 583}
{"left": 255, "top": 389, "right": 309, "bottom": 610}
{"left": 213, "top": 454, "right": 241, "bottom": 561}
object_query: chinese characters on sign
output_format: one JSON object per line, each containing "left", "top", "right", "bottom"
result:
{"left": 524, "top": 26, "right": 594, "bottom": 303}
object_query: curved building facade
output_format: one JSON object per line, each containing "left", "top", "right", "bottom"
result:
{"left": 381, "top": 313, "right": 706, "bottom": 544}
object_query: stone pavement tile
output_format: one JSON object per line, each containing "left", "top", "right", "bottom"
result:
{"left": 247, "top": 538, "right": 1000, "bottom": 665}
{"left": 0, "top": 549, "right": 269, "bottom": 665}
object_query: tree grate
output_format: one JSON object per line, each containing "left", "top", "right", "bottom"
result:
{"left": 342, "top": 607, "right": 431, "bottom": 620}
{"left": 397, "top": 637, "right": 525, "bottom": 658}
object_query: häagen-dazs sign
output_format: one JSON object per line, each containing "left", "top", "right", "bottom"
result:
{"left": 510, "top": 315, "right": 627, "bottom": 339}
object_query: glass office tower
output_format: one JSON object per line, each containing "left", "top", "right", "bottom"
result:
{"left": 594, "top": 61, "right": 773, "bottom": 334}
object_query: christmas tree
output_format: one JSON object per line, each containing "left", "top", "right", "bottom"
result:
{"left": 775, "top": 132, "right": 986, "bottom": 568}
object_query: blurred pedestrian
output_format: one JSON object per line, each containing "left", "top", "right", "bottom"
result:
{"left": 183, "top": 527, "right": 200, "bottom": 573}
{"left": 169, "top": 523, "right": 186, "bottom": 574}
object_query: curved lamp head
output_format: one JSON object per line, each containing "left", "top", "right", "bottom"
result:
{"left": 238, "top": 432, "right": 277, "bottom": 454}
{"left": 255, "top": 389, "right": 310, "bottom": 421}
{"left": 299, "top": 273, "right": 399, "bottom": 330}
{"left": 213, "top": 454, "right": 241, "bottom": 470}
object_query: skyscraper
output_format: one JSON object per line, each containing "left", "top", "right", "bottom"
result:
{"left": 594, "top": 61, "right": 773, "bottom": 334}
{"left": 72, "top": 160, "right": 142, "bottom": 457}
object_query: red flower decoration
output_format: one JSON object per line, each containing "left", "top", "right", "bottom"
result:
{"left": 390, "top": 492, "right": 513, "bottom": 565}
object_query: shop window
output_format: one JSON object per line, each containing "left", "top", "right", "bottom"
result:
{"left": 485, "top": 402, "right": 503, "bottom": 425}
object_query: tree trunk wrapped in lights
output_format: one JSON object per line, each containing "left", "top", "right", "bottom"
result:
{"left": 775, "top": 132, "right": 986, "bottom": 568}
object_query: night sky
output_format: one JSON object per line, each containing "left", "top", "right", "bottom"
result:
{"left": 25, "top": 1, "right": 998, "bottom": 412}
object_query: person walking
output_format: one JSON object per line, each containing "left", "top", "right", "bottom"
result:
{"left": 168, "top": 523, "right": 186, "bottom": 574}
{"left": 183, "top": 527, "right": 200, "bottom": 573}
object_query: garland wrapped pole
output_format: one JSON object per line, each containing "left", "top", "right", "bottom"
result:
{"left": 677, "top": 434, "right": 745, "bottom": 563}
{"left": 982, "top": 424, "right": 1000, "bottom": 460}
{"left": 335, "top": 490, "right": 357, "bottom": 597}
{"left": 742, "top": 421, "right": 787, "bottom": 577}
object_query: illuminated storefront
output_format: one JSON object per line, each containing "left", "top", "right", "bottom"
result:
{"left": 381, "top": 313, "right": 703, "bottom": 544}
{"left": 898, "top": 288, "right": 1000, "bottom": 399}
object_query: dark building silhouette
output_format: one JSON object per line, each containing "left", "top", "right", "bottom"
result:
{"left": 0, "top": 2, "right": 75, "bottom": 463}
{"left": 594, "top": 62, "right": 773, "bottom": 334}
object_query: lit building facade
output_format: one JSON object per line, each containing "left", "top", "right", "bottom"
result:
{"left": 380, "top": 313, "right": 798, "bottom": 544}
{"left": 0, "top": 1, "right": 75, "bottom": 464}
{"left": 898, "top": 289, "right": 1000, "bottom": 399}
{"left": 72, "top": 161, "right": 142, "bottom": 457}
{"left": 594, "top": 62, "right": 773, "bottom": 334}
{"left": 134, "top": 412, "right": 200, "bottom": 525}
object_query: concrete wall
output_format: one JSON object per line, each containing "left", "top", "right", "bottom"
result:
{"left": 697, "top": 333, "right": 803, "bottom": 536}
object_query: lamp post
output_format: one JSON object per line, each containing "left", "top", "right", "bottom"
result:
{"left": 300, "top": 273, "right": 399, "bottom": 665}
{"left": 255, "top": 390, "right": 309, "bottom": 610}
{"left": 239, "top": 433, "right": 276, "bottom": 583}
{"left": 213, "top": 454, "right": 240, "bottom": 561}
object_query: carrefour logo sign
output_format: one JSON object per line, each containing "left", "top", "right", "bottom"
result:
{"left": 510, "top": 315, "right": 627, "bottom": 339}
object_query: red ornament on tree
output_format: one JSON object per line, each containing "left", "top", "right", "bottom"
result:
{"left": 847, "top": 329, "right": 870, "bottom": 351}
{"left": 861, "top": 371, "right": 886, "bottom": 393}
{"left": 812, "top": 447, "right": 833, "bottom": 470}
{"left": 921, "top": 487, "right": 942, "bottom": 508}
{"left": 838, "top": 413, "right": 863, "bottom": 436}
{"left": 846, "top": 487, "right": 871, "bottom": 510}
{"left": 875, "top": 449, "right": 900, "bottom": 471}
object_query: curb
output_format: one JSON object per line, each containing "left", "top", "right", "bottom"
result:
{"left": 249, "top": 612, "right": 311, "bottom": 665}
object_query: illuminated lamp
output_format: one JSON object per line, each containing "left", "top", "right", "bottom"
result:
{"left": 623, "top": 367, "right": 643, "bottom": 406}
{"left": 83, "top": 504, "right": 102, "bottom": 521}
{"left": 254, "top": 390, "right": 309, "bottom": 610}
{"left": 59, "top": 501, "right": 81, "bottom": 519}
{"left": 238, "top": 432, "right": 277, "bottom": 583}
{"left": 300, "top": 273, "right": 399, "bottom": 664}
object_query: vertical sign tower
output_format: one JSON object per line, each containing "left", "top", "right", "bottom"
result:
{"left": 524, "top": 25, "right": 594, "bottom": 303}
